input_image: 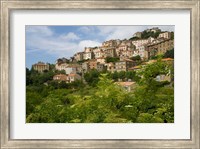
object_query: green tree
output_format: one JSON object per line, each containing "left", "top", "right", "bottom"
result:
{"left": 133, "top": 59, "right": 174, "bottom": 122}
{"left": 125, "top": 70, "right": 136, "bottom": 81}
{"left": 105, "top": 57, "right": 120, "bottom": 63}
{"left": 84, "top": 69, "right": 100, "bottom": 86}
{"left": 129, "top": 36, "right": 140, "bottom": 40}
{"left": 163, "top": 48, "right": 174, "bottom": 58}
{"left": 118, "top": 71, "right": 126, "bottom": 80}
{"left": 58, "top": 81, "right": 68, "bottom": 89}
{"left": 170, "top": 32, "right": 174, "bottom": 40}
{"left": 111, "top": 71, "right": 119, "bottom": 81}
{"left": 130, "top": 55, "right": 141, "bottom": 61}
{"left": 26, "top": 91, "right": 43, "bottom": 116}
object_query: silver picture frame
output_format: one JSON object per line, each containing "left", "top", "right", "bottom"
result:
{"left": 1, "top": 0, "right": 199, "bottom": 148}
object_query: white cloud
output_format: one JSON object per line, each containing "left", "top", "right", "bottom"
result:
{"left": 96, "top": 26, "right": 174, "bottom": 41}
{"left": 26, "top": 26, "right": 101, "bottom": 58}
{"left": 59, "top": 32, "right": 80, "bottom": 41}
{"left": 78, "top": 26, "right": 95, "bottom": 34}
{"left": 26, "top": 26, "right": 53, "bottom": 36}
{"left": 78, "top": 40, "right": 101, "bottom": 49}
{"left": 26, "top": 25, "right": 174, "bottom": 59}
{"left": 97, "top": 26, "right": 144, "bottom": 40}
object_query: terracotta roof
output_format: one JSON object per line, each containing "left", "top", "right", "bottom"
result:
{"left": 129, "top": 65, "right": 141, "bottom": 70}
{"left": 134, "top": 65, "right": 142, "bottom": 69}
{"left": 53, "top": 74, "right": 68, "bottom": 81}
{"left": 144, "top": 59, "right": 173, "bottom": 64}
{"left": 68, "top": 73, "right": 77, "bottom": 77}
{"left": 116, "top": 82, "right": 135, "bottom": 86}
{"left": 146, "top": 60, "right": 157, "bottom": 64}
{"left": 162, "top": 58, "right": 174, "bottom": 61}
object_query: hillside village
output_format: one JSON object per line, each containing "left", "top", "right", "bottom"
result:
{"left": 32, "top": 27, "right": 174, "bottom": 89}
{"left": 26, "top": 27, "right": 174, "bottom": 123}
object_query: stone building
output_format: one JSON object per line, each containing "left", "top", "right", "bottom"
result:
{"left": 55, "top": 63, "right": 68, "bottom": 72}
{"left": 146, "top": 39, "right": 174, "bottom": 59}
{"left": 97, "top": 63, "right": 106, "bottom": 72}
{"left": 102, "top": 40, "right": 118, "bottom": 47}
{"left": 116, "top": 82, "right": 136, "bottom": 92}
{"left": 32, "top": 62, "right": 49, "bottom": 73}
{"left": 88, "top": 60, "right": 98, "bottom": 70}
{"left": 82, "top": 62, "right": 89, "bottom": 73}
{"left": 68, "top": 73, "right": 81, "bottom": 83}
{"left": 158, "top": 32, "right": 172, "bottom": 39}
{"left": 106, "top": 62, "right": 115, "bottom": 73}
{"left": 115, "top": 59, "right": 136, "bottom": 72}
{"left": 53, "top": 74, "right": 68, "bottom": 82}
{"left": 74, "top": 52, "right": 84, "bottom": 61}
{"left": 103, "top": 47, "right": 117, "bottom": 57}
{"left": 93, "top": 48, "right": 104, "bottom": 59}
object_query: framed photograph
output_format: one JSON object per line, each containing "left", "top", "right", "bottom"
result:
{"left": 1, "top": 0, "right": 199, "bottom": 148}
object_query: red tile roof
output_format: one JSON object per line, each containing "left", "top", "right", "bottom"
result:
{"left": 68, "top": 73, "right": 80, "bottom": 77}
{"left": 116, "top": 82, "right": 135, "bottom": 86}
{"left": 162, "top": 58, "right": 174, "bottom": 61}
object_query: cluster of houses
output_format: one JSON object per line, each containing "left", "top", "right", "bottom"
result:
{"left": 32, "top": 27, "right": 174, "bottom": 91}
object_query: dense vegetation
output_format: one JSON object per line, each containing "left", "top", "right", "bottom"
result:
{"left": 26, "top": 58, "right": 174, "bottom": 123}
{"left": 163, "top": 48, "right": 174, "bottom": 58}
{"left": 141, "top": 30, "right": 161, "bottom": 39}
{"left": 150, "top": 49, "right": 174, "bottom": 60}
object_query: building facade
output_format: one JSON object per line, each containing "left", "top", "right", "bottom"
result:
{"left": 55, "top": 63, "right": 68, "bottom": 72}
{"left": 81, "top": 62, "right": 89, "bottom": 73}
{"left": 158, "top": 32, "right": 172, "bottom": 39}
{"left": 32, "top": 62, "right": 49, "bottom": 73}
{"left": 115, "top": 59, "right": 136, "bottom": 72}
{"left": 132, "top": 39, "right": 149, "bottom": 49}
{"left": 93, "top": 48, "right": 104, "bottom": 59}
{"left": 146, "top": 39, "right": 174, "bottom": 59}
{"left": 83, "top": 52, "right": 94, "bottom": 60}
{"left": 68, "top": 73, "right": 81, "bottom": 83}
{"left": 53, "top": 74, "right": 68, "bottom": 82}
{"left": 97, "top": 63, "right": 106, "bottom": 72}
{"left": 102, "top": 40, "right": 118, "bottom": 47}
{"left": 88, "top": 60, "right": 98, "bottom": 70}
{"left": 103, "top": 47, "right": 117, "bottom": 57}
{"left": 74, "top": 52, "right": 84, "bottom": 62}
{"left": 106, "top": 62, "right": 115, "bottom": 73}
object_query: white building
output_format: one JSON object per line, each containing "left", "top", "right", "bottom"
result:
{"left": 83, "top": 52, "right": 94, "bottom": 60}
{"left": 132, "top": 39, "right": 149, "bottom": 49}
{"left": 65, "top": 66, "right": 77, "bottom": 75}
{"left": 55, "top": 63, "right": 68, "bottom": 73}
{"left": 137, "top": 45, "right": 148, "bottom": 60}
{"left": 68, "top": 73, "right": 81, "bottom": 83}
{"left": 93, "top": 48, "right": 104, "bottom": 59}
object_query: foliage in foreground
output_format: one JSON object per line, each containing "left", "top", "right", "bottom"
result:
{"left": 26, "top": 60, "right": 174, "bottom": 123}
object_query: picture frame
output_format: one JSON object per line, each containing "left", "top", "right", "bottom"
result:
{"left": 1, "top": 0, "right": 199, "bottom": 148}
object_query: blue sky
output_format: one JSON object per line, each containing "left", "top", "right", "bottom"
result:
{"left": 26, "top": 25, "right": 174, "bottom": 69}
